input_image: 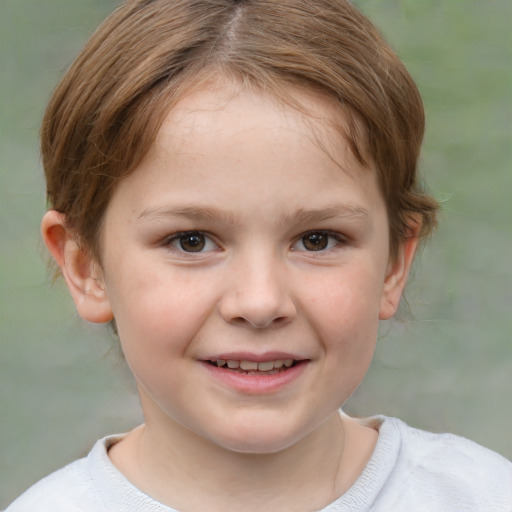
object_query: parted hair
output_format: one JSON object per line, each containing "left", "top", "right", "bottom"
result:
{"left": 41, "top": 0, "right": 438, "bottom": 261}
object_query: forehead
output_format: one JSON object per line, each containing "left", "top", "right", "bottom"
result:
{"left": 162, "top": 81, "right": 329, "bottom": 133}
{"left": 153, "top": 81, "right": 368, "bottom": 181}
{"left": 106, "top": 82, "right": 387, "bottom": 230}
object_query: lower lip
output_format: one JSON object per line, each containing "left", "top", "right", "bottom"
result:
{"left": 201, "top": 361, "right": 309, "bottom": 394}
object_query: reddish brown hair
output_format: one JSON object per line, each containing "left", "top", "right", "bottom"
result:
{"left": 41, "top": 0, "right": 438, "bottom": 261}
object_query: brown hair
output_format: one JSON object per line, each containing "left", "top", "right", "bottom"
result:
{"left": 41, "top": 0, "right": 438, "bottom": 261}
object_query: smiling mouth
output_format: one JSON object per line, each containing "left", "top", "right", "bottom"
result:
{"left": 206, "top": 359, "right": 299, "bottom": 374}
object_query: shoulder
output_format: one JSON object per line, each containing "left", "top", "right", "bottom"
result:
{"left": 4, "top": 432, "right": 174, "bottom": 512}
{"left": 4, "top": 434, "right": 127, "bottom": 512}
{"left": 393, "top": 417, "right": 512, "bottom": 481}
{"left": 380, "top": 417, "right": 512, "bottom": 511}
{"left": 4, "top": 457, "right": 97, "bottom": 512}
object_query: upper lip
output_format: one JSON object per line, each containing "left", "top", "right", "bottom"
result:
{"left": 200, "top": 351, "right": 307, "bottom": 362}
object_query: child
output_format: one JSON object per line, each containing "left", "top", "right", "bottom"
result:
{"left": 7, "top": 0, "right": 511, "bottom": 510}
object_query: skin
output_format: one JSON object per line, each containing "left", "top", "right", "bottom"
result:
{"left": 42, "top": 81, "right": 419, "bottom": 511}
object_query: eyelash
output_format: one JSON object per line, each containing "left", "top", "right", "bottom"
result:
{"left": 163, "top": 230, "right": 346, "bottom": 255}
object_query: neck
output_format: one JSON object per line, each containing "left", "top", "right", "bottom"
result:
{"left": 111, "top": 417, "right": 348, "bottom": 512}
{"left": 109, "top": 397, "right": 378, "bottom": 512}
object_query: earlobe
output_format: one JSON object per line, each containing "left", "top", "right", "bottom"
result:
{"left": 41, "top": 210, "right": 114, "bottom": 324}
{"left": 379, "top": 224, "right": 421, "bottom": 320}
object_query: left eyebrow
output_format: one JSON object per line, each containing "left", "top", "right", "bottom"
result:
{"left": 287, "top": 205, "right": 371, "bottom": 225}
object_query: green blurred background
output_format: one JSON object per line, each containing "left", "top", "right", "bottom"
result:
{"left": 1, "top": 0, "right": 510, "bottom": 506}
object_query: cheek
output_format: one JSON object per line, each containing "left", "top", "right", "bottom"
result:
{"left": 316, "top": 275, "right": 381, "bottom": 399}
{"left": 301, "top": 265, "right": 383, "bottom": 358}
{"left": 106, "top": 265, "right": 219, "bottom": 359}
{"left": 307, "top": 263, "right": 383, "bottom": 321}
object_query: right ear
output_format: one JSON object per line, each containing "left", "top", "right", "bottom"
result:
{"left": 41, "top": 210, "right": 114, "bottom": 324}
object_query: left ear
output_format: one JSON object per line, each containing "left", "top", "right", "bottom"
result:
{"left": 379, "top": 221, "right": 421, "bottom": 320}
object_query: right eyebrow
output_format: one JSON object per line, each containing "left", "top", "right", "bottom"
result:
{"left": 137, "top": 205, "right": 237, "bottom": 225}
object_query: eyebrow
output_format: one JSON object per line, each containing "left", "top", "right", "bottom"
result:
{"left": 137, "top": 204, "right": 370, "bottom": 225}
{"left": 289, "top": 205, "right": 370, "bottom": 225}
{"left": 138, "top": 205, "right": 237, "bottom": 224}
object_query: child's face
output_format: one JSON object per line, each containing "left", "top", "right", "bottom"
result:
{"left": 83, "top": 83, "right": 413, "bottom": 453}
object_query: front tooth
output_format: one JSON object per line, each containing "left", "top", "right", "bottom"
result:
{"left": 240, "top": 360, "right": 258, "bottom": 370}
{"left": 284, "top": 359, "right": 294, "bottom": 367}
{"left": 227, "top": 360, "right": 240, "bottom": 369}
{"left": 274, "top": 360, "right": 284, "bottom": 368}
{"left": 257, "top": 361, "right": 275, "bottom": 371}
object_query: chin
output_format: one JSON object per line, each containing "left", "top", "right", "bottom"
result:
{"left": 202, "top": 416, "right": 311, "bottom": 455}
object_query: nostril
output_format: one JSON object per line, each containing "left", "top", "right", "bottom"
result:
{"left": 219, "top": 279, "right": 297, "bottom": 328}
{"left": 233, "top": 315, "right": 290, "bottom": 329}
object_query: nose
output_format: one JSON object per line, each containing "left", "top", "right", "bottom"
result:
{"left": 219, "top": 252, "right": 297, "bottom": 329}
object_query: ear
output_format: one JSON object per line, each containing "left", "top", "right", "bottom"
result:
{"left": 41, "top": 210, "right": 114, "bottom": 324}
{"left": 379, "top": 221, "right": 421, "bottom": 320}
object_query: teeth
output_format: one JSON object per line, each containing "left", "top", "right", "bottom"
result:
{"left": 240, "top": 360, "right": 258, "bottom": 370}
{"left": 257, "top": 361, "right": 275, "bottom": 371}
{"left": 212, "top": 359, "right": 296, "bottom": 371}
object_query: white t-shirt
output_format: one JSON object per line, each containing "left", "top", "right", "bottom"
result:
{"left": 6, "top": 416, "right": 512, "bottom": 512}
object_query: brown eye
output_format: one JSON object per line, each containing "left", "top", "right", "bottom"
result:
{"left": 166, "top": 231, "right": 218, "bottom": 255}
{"left": 301, "top": 232, "right": 329, "bottom": 251}
{"left": 178, "top": 232, "right": 206, "bottom": 252}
